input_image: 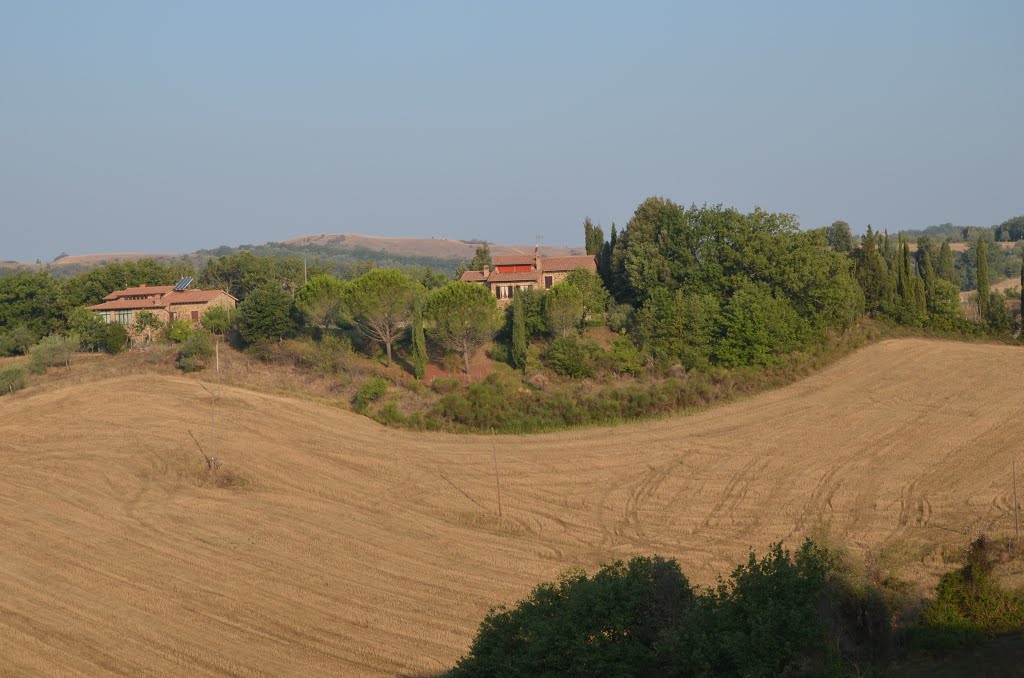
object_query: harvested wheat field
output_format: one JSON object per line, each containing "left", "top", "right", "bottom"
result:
{"left": 1, "top": 338, "right": 1023, "bottom": 676}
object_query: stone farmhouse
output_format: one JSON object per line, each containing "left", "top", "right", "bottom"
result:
{"left": 87, "top": 279, "right": 236, "bottom": 339}
{"left": 460, "top": 248, "right": 597, "bottom": 304}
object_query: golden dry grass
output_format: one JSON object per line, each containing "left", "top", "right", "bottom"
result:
{"left": 1, "top": 338, "right": 1023, "bottom": 676}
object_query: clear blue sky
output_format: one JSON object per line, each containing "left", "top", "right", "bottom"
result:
{"left": 1, "top": 1, "right": 1021, "bottom": 262}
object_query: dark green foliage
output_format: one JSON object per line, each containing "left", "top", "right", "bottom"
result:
{"left": 716, "top": 282, "right": 807, "bottom": 368}
{"left": 237, "top": 285, "right": 299, "bottom": 345}
{"left": 352, "top": 377, "right": 389, "bottom": 413}
{"left": 510, "top": 293, "right": 527, "bottom": 371}
{"left": 826, "top": 220, "right": 855, "bottom": 253}
{"left": 201, "top": 306, "right": 234, "bottom": 335}
{"left": 100, "top": 322, "right": 129, "bottom": 354}
{"left": 341, "top": 268, "right": 421, "bottom": 367}
{"left": 177, "top": 330, "right": 215, "bottom": 372}
{"left": 58, "top": 258, "right": 192, "bottom": 308}
{"left": 0, "top": 364, "right": 28, "bottom": 394}
{"left": 197, "top": 250, "right": 330, "bottom": 301}
{"left": 296, "top": 274, "right": 345, "bottom": 330}
{"left": 856, "top": 226, "right": 890, "bottom": 315}
{"left": 0, "top": 325, "right": 38, "bottom": 356}
{"left": 634, "top": 289, "right": 718, "bottom": 369}
{"left": 28, "top": 334, "right": 79, "bottom": 373}
{"left": 562, "top": 268, "right": 609, "bottom": 319}
{"left": 987, "top": 291, "right": 1012, "bottom": 334}
{"left": 448, "top": 540, "right": 832, "bottom": 678}
{"left": 937, "top": 240, "right": 957, "bottom": 284}
{"left": 412, "top": 303, "right": 428, "bottom": 380}
{"left": 543, "top": 283, "right": 585, "bottom": 337}
{"left": 583, "top": 217, "right": 604, "bottom": 256}
{"left": 596, "top": 336, "right": 645, "bottom": 375}
{"left": 0, "top": 271, "right": 62, "bottom": 337}
{"left": 913, "top": 536, "right": 1024, "bottom": 650}
{"left": 426, "top": 282, "right": 499, "bottom": 375}
{"left": 976, "top": 237, "right": 990, "bottom": 320}
{"left": 542, "top": 337, "right": 594, "bottom": 379}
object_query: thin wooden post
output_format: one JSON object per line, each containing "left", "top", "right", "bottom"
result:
{"left": 1014, "top": 459, "right": 1020, "bottom": 546}
{"left": 491, "top": 433, "right": 502, "bottom": 518}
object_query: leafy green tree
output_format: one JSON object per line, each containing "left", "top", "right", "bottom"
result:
{"left": 201, "top": 306, "right": 234, "bottom": 336}
{"left": 977, "top": 236, "right": 990, "bottom": 321}
{"left": 634, "top": 289, "right": 718, "bottom": 369}
{"left": 411, "top": 300, "right": 428, "bottom": 379}
{"left": 826, "top": 220, "right": 854, "bottom": 252}
{"left": 296, "top": 274, "right": 345, "bottom": 330}
{"left": 937, "top": 239, "right": 957, "bottom": 284}
{"left": 543, "top": 283, "right": 585, "bottom": 337}
{"left": 133, "top": 311, "right": 162, "bottom": 345}
{"left": 340, "top": 269, "right": 421, "bottom": 366}
{"left": 988, "top": 291, "right": 1012, "bottom": 334}
{"left": 426, "top": 282, "right": 499, "bottom": 375}
{"left": 562, "top": 268, "right": 609, "bottom": 319}
{"left": 0, "top": 271, "right": 62, "bottom": 337}
{"left": 0, "top": 325, "right": 38, "bottom": 356}
{"left": 101, "top": 322, "right": 129, "bottom": 354}
{"left": 177, "top": 330, "right": 215, "bottom": 372}
{"left": 510, "top": 292, "right": 528, "bottom": 371}
{"left": 237, "top": 285, "right": 298, "bottom": 345}
{"left": 716, "top": 281, "right": 807, "bottom": 367}
{"left": 28, "top": 334, "right": 80, "bottom": 373}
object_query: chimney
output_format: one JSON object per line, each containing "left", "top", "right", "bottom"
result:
{"left": 533, "top": 244, "right": 540, "bottom": 270}
{"left": 483, "top": 264, "right": 490, "bottom": 277}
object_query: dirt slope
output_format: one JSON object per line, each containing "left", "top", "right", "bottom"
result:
{"left": 280, "top": 233, "right": 583, "bottom": 259}
{"left": 1, "top": 338, "right": 1022, "bottom": 676}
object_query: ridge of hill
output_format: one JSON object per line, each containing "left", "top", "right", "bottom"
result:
{"left": 1, "top": 233, "right": 584, "bottom": 274}
{"left": 1, "top": 337, "right": 1023, "bottom": 675}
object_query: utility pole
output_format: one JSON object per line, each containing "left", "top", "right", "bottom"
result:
{"left": 303, "top": 258, "right": 308, "bottom": 285}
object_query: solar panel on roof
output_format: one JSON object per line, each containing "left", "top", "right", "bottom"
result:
{"left": 173, "top": 277, "right": 193, "bottom": 291}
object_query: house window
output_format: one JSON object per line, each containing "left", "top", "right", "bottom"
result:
{"left": 544, "top": 276, "right": 553, "bottom": 289}
{"left": 497, "top": 286, "right": 513, "bottom": 300}
{"left": 191, "top": 310, "right": 199, "bottom": 321}
{"left": 99, "top": 311, "right": 111, "bottom": 324}
{"left": 115, "top": 309, "right": 132, "bottom": 325}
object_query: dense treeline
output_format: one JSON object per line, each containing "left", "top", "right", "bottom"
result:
{"left": 3, "top": 196, "right": 1022, "bottom": 430}
{"left": 447, "top": 536, "right": 1024, "bottom": 677}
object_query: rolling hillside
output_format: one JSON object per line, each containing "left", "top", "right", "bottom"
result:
{"left": 1, "top": 338, "right": 1022, "bottom": 676}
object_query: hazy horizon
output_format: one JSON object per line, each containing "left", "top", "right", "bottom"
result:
{"left": 2, "top": 1, "right": 1022, "bottom": 262}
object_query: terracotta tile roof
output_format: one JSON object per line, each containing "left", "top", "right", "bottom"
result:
{"left": 541, "top": 255, "right": 596, "bottom": 272}
{"left": 102, "top": 285, "right": 175, "bottom": 301}
{"left": 87, "top": 288, "right": 234, "bottom": 311}
{"left": 487, "top": 271, "right": 542, "bottom": 283}
{"left": 88, "top": 298, "right": 169, "bottom": 311}
{"left": 165, "top": 289, "right": 233, "bottom": 305}
{"left": 493, "top": 254, "right": 535, "bottom": 266}
{"left": 459, "top": 270, "right": 487, "bottom": 282}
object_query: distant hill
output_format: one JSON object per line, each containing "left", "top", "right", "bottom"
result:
{"left": 280, "top": 233, "right": 584, "bottom": 259}
{"left": 1, "top": 233, "right": 585, "bottom": 277}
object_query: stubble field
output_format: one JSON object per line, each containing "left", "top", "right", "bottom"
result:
{"left": 1, "top": 338, "right": 1022, "bottom": 676}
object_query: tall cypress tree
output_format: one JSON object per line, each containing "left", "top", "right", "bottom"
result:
{"left": 920, "top": 248, "right": 936, "bottom": 311}
{"left": 411, "top": 302, "right": 427, "bottom": 380}
{"left": 937, "top": 240, "right": 956, "bottom": 284}
{"left": 977, "top": 237, "right": 990, "bottom": 321}
{"left": 856, "top": 226, "right": 888, "bottom": 315}
{"left": 510, "top": 292, "right": 527, "bottom": 371}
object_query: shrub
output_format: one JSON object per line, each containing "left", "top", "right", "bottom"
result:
{"left": 448, "top": 540, "right": 833, "bottom": 677}
{"left": 0, "top": 326, "right": 37, "bottom": 357}
{"left": 28, "top": 334, "right": 80, "bottom": 373}
{"left": 606, "top": 302, "right": 633, "bottom": 334}
{"left": 101, "top": 322, "right": 129, "bottom": 354}
{"left": 543, "top": 337, "right": 594, "bottom": 378}
{"left": 431, "top": 376, "right": 462, "bottom": 394}
{"left": 352, "top": 377, "right": 389, "bottom": 413}
{"left": 0, "top": 364, "right": 27, "bottom": 394}
{"left": 912, "top": 535, "right": 1024, "bottom": 650}
{"left": 164, "top": 318, "right": 194, "bottom": 343}
{"left": 597, "top": 336, "right": 644, "bottom": 375}
{"left": 177, "top": 330, "right": 215, "bottom": 372}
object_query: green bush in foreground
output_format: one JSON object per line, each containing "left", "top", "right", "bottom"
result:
{"left": 448, "top": 540, "right": 831, "bottom": 678}
{"left": 177, "top": 330, "right": 215, "bottom": 372}
{"left": 0, "top": 364, "right": 27, "bottom": 394}
{"left": 28, "top": 334, "right": 80, "bottom": 373}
